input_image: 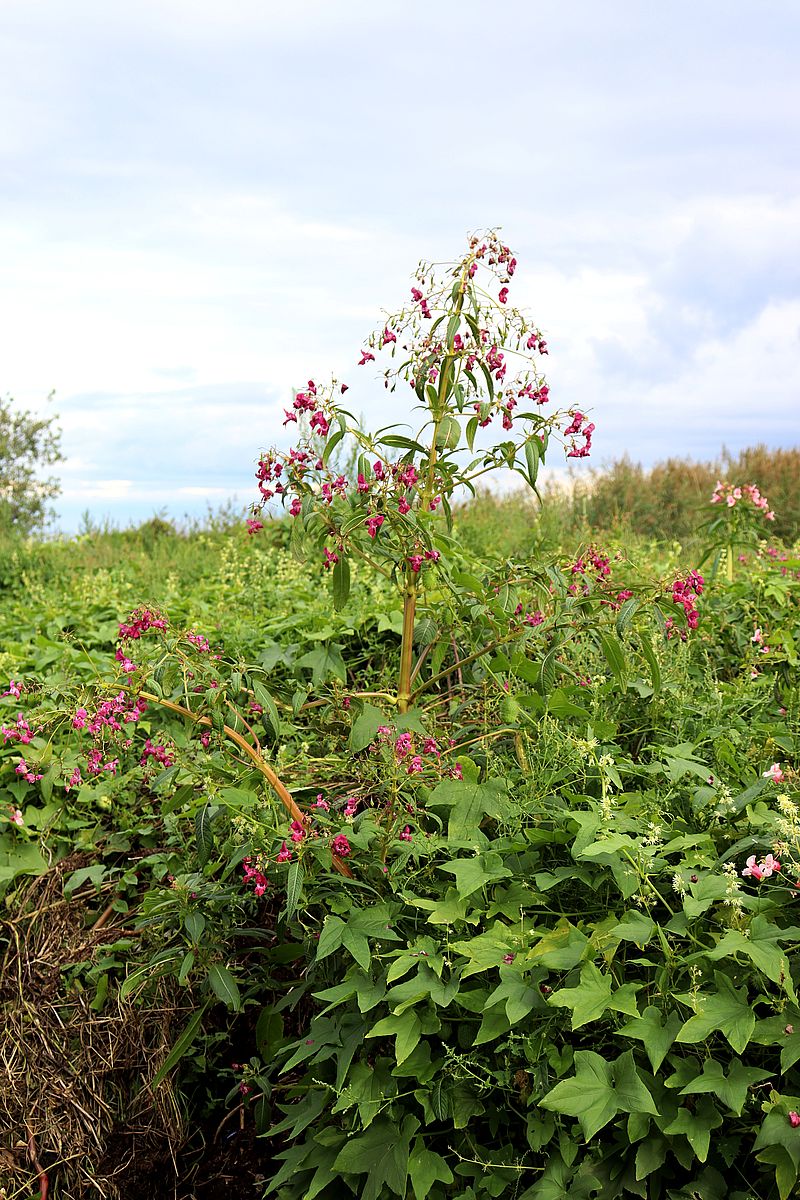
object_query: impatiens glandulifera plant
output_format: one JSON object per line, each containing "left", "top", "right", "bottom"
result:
{"left": 249, "top": 231, "right": 593, "bottom": 713}
{"left": 704, "top": 480, "right": 777, "bottom": 582}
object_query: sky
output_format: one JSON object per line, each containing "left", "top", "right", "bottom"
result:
{"left": 1, "top": 0, "right": 799, "bottom": 530}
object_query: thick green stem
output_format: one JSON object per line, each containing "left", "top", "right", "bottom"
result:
{"left": 397, "top": 573, "right": 418, "bottom": 713}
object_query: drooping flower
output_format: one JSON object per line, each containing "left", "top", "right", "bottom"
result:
{"left": 331, "top": 834, "right": 351, "bottom": 857}
{"left": 763, "top": 763, "right": 785, "bottom": 783}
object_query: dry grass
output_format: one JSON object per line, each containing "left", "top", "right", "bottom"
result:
{"left": 0, "top": 854, "right": 188, "bottom": 1199}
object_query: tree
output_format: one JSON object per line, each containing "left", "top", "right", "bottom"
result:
{"left": 0, "top": 394, "right": 64, "bottom": 535}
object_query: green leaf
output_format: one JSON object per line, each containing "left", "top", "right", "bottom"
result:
{"left": 342, "top": 926, "right": 371, "bottom": 971}
{"left": 206, "top": 963, "right": 241, "bottom": 1011}
{"left": 332, "top": 555, "right": 350, "bottom": 611}
{"left": 333, "top": 1116, "right": 418, "bottom": 1200}
{"left": 678, "top": 1057, "right": 771, "bottom": 1116}
{"left": 704, "top": 915, "right": 799, "bottom": 998}
{"left": 316, "top": 915, "right": 346, "bottom": 960}
{"left": 618, "top": 1006, "right": 682, "bottom": 1073}
{"left": 151, "top": 1004, "right": 208, "bottom": 1088}
{"left": 255, "top": 1007, "right": 285, "bottom": 1060}
{"left": 284, "top": 860, "right": 302, "bottom": 919}
{"left": 252, "top": 682, "right": 281, "bottom": 739}
{"left": 322, "top": 426, "right": 345, "bottom": 466}
{"left": 540, "top": 1049, "right": 657, "bottom": 1141}
{"left": 349, "top": 702, "right": 387, "bottom": 752}
{"left": 615, "top": 597, "right": 640, "bottom": 637}
{"left": 366, "top": 1009, "right": 422, "bottom": 1066}
{"left": 63, "top": 862, "right": 106, "bottom": 896}
{"left": 638, "top": 633, "right": 662, "bottom": 694}
{"left": 662, "top": 1097, "right": 723, "bottom": 1162}
{"left": 184, "top": 910, "right": 205, "bottom": 943}
{"left": 599, "top": 632, "right": 628, "bottom": 690}
{"left": 429, "top": 775, "right": 509, "bottom": 839}
{"left": 195, "top": 804, "right": 215, "bottom": 866}
{"left": 608, "top": 911, "right": 655, "bottom": 947}
{"left": 548, "top": 961, "right": 640, "bottom": 1029}
{"left": 439, "top": 852, "right": 512, "bottom": 898}
{"left": 409, "top": 1142, "right": 454, "bottom": 1200}
{"left": 676, "top": 972, "right": 755, "bottom": 1054}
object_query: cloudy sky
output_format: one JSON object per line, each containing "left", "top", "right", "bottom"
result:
{"left": 2, "top": 0, "right": 798, "bottom": 529}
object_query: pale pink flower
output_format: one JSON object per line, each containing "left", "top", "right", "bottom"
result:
{"left": 763, "top": 763, "right": 785, "bottom": 783}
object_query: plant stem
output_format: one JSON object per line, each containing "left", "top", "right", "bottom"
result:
{"left": 136, "top": 689, "right": 353, "bottom": 879}
{"left": 397, "top": 572, "right": 418, "bottom": 713}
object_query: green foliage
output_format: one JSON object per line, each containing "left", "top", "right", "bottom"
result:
{"left": 0, "top": 393, "right": 63, "bottom": 535}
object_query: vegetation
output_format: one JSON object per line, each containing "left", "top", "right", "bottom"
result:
{"left": 1, "top": 235, "right": 798, "bottom": 1200}
{"left": 0, "top": 394, "right": 63, "bottom": 536}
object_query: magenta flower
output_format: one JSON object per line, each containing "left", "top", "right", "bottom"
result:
{"left": 398, "top": 496, "right": 411, "bottom": 515}
{"left": 498, "top": 287, "right": 509, "bottom": 304}
{"left": 399, "top": 825, "right": 412, "bottom": 841}
{"left": 332, "top": 834, "right": 351, "bottom": 857}
{"left": 276, "top": 842, "right": 292, "bottom": 863}
{"left": 290, "top": 820, "right": 306, "bottom": 843}
{"left": 789, "top": 1112, "right": 800, "bottom": 1128}
{"left": 365, "top": 514, "right": 385, "bottom": 538}
{"left": 763, "top": 763, "right": 785, "bottom": 783}
{"left": 358, "top": 349, "right": 376, "bottom": 366}
{"left": 382, "top": 327, "right": 397, "bottom": 346}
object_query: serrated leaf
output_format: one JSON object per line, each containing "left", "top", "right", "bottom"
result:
{"left": 195, "top": 804, "right": 215, "bottom": 866}
{"left": 284, "top": 860, "right": 302, "bottom": 919}
{"left": 207, "top": 963, "right": 241, "bottom": 1011}
{"left": 332, "top": 555, "right": 350, "bottom": 610}
{"left": 151, "top": 1003, "right": 208, "bottom": 1088}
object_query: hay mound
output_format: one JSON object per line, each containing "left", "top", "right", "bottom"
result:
{"left": 0, "top": 854, "right": 187, "bottom": 1199}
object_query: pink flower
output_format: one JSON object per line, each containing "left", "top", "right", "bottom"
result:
{"left": 276, "top": 841, "right": 292, "bottom": 863}
{"left": 343, "top": 796, "right": 359, "bottom": 819}
{"left": 8, "top": 806, "right": 24, "bottom": 826}
{"left": 398, "top": 496, "right": 411, "bottom": 515}
{"left": 762, "top": 853, "right": 782, "bottom": 876}
{"left": 290, "top": 820, "right": 306, "bottom": 843}
{"left": 763, "top": 763, "right": 785, "bottom": 783}
{"left": 246, "top": 518, "right": 263, "bottom": 535}
{"left": 502, "top": 953, "right": 515, "bottom": 965}
{"left": 366, "top": 514, "right": 385, "bottom": 539}
{"left": 3, "top": 680, "right": 21, "bottom": 699}
{"left": 742, "top": 855, "right": 764, "bottom": 881}
{"left": 73, "top": 708, "right": 89, "bottom": 730}
{"left": 789, "top": 1112, "right": 800, "bottom": 1128}
{"left": 358, "top": 349, "right": 375, "bottom": 366}
{"left": 382, "top": 327, "right": 397, "bottom": 346}
{"left": 399, "top": 825, "right": 412, "bottom": 841}
{"left": 498, "top": 287, "right": 509, "bottom": 304}
{"left": 314, "top": 795, "right": 330, "bottom": 811}
{"left": 407, "top": 554, "right": 424, "bottom": 573}
{"left": 332, "top": 834, "right": 351, "bottom": 857}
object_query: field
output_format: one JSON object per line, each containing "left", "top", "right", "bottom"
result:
{"left": 0, "top": 480, "right": 798, "bottom": 1200}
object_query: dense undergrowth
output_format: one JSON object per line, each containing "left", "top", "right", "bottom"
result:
{"left": 0, "top": 495, "right": 798, "bottom": 1200}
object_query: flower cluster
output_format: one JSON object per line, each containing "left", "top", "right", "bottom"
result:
{"left": 564, "top": 411, "right": 594, "bottom": 458}
{"left": 741, "top": 851, "right": 781, "bottom": 882}
{"left": 1, "top": 713, "right": 34, "bottom": 745}
{"left": 666, "top": 570, "right": 704, "bottom": 638}
{"left": 15, "top": 757, "right": 42, "bottom": 784}
{"left": 372, "top": 725, "right": 462, "bottom": 780}
{"left": 711, "top": 481, "right": 775, "bottom": 520}
{"left": 139, "top": 738, "right": 175, "bottom": 769}
{"left": 242, "top": 855, "right": 270, "bottom": 897}
{"left": 118, "top": 607, "right": 168, "bottom": 641}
